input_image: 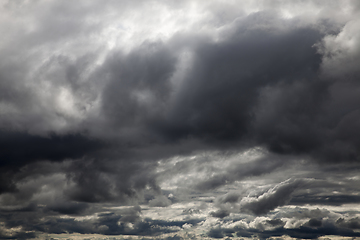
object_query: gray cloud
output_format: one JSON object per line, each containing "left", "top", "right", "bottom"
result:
{"left": 1, "top": 0, "right": 360, "bottom": 239}
{"left": 195, "top": 155, "right": 285, "bottom": 191}
{"left": 239, "top": 179, "right": 304, "bottom": 215}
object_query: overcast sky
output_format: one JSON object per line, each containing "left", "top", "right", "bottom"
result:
{"left": 1, "top": 0, "right": 360, "bottom": 239}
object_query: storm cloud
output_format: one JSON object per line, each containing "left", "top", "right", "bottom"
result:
{"left": 1, "top": 0, "right": 360, "bottom": 239}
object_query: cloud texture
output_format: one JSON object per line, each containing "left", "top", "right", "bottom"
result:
{"left": 1, "top": 0, "right": 360, "bottom": 239}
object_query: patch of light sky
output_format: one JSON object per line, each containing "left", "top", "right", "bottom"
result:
{"left": 156, "top": 148, "right": 266, "bottom": 190}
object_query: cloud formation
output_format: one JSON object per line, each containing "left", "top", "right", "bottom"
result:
{"left": 1, "top": 0, "right": 360, "bottom": 239}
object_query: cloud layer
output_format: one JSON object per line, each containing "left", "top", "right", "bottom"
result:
{"left": 1, "top": 0, "right": 360, "bottom": 239}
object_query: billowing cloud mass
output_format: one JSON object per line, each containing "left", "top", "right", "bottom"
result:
{"left": 1, "top": 0, "right": 360, "bottom": 239}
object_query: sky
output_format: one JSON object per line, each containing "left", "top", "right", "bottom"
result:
{"left": 1, "top": 0, "right": 360, "bottom": 239}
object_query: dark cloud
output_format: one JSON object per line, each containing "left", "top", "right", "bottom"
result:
{"left": 0, "top": 131, "right": 104, "bottom": 168}
{"left": 0, "top": 231, "right": 36, "bottom": 240}
{"left": 1, "top": 0, "right": 360, "bottom": 239}
{"left": 64, "top": 158, "right": 159, "bottom": 203}
{"left": 266, "top": 219, "right": 285, "bottom": 228}
{"left": 210, "top": 209, "right": 230, "bottom": 219}
{"left": 46, "top": 201, "right": 89, "bottom": 215}
{"left": 101, "top": 41, "right": 177, "bottom": 132}
{"left": 0, "top": 203, "right": 202, "bottom": 238}
{"left": 306, "top": 218, "right": 322, "bottom": 228}
{"left": 277, "top": 207, "right": 332, "bottom": 220}
{"left": 77, "top": 7, "right": 360, "bottom": 166}
{"left": 0, "top": 131, "right": 105, "bottom": 195}
{"left": 208, "top": 227, "right": 225, "bottom": 238}
{"left": 156, "top": 20, "right": 323, "bottom": 144}
{"left": 291, "top": 194, "right": 360, "bottom": 206}
{"left": 336, "top": 217, "right": 360, "bottom": 230}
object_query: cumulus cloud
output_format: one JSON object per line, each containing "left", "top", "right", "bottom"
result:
{"left": 239, "top": 179, "right": 305, "bottom": 215}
